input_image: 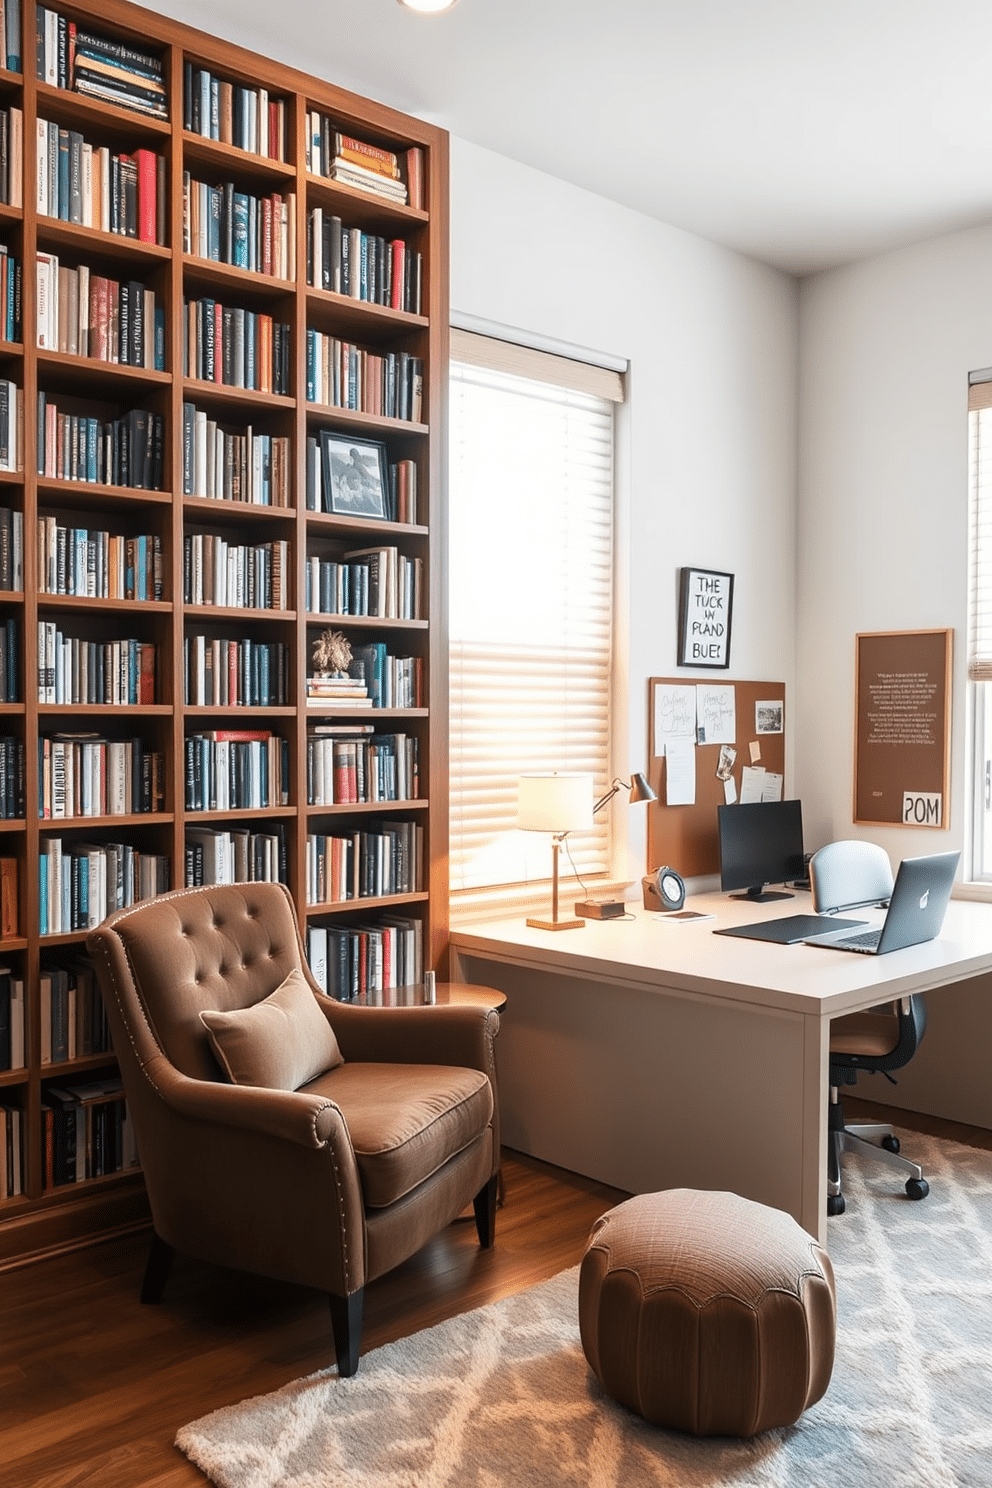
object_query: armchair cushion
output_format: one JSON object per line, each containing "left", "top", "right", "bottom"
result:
{"left": 200, "top": 967, "right": 344, "bottom": 1090}
{"left": 302, "top": 1061, "right": 494, "bottom": 1207}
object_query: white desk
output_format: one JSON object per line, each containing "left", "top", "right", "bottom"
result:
{"left": 449, "top": 892, "right": 992, "bottom": 1243}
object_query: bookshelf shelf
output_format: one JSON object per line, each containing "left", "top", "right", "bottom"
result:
{"left": 35, "top": 81, "right": 172, "bottom": 137}
{"left": 0, "top": 0, "right": 448, "bottom": 1266}
{"left": 182, "top": 133, "right": 298, "bottom": 180}
{"left": 35, "top": 219, "right": 172, "bottom": 265}
{"left": 183, "top": 379, "right": 295, "bottom": 411}
{"left": 305, "top": 405, "right": 430, "bottom": 437}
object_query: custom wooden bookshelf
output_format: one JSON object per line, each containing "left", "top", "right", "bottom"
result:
{"left": 0, "top": 0, "right": 449, "bottom": 1267}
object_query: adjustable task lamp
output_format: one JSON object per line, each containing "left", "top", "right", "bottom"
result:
{"left": 518, "top": 773, "right": 593, "bottom": 931}
{"left": 575, "top": 772, "right": 658, "bottom": 920}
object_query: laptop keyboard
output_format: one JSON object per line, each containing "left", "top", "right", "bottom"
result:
{"left": 838, "top": 928, "right": 882, "bottom": 951}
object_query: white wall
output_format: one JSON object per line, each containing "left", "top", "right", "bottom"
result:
{"left": 450, "top": 139, "right": 799, "bottom": 877}
{"left": 797, "top": 225, "right": 992, "bottom": 865}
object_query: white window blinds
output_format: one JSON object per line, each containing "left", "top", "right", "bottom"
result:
{"left": 448, "top": 332, "right": 618, "bottom": 903}
{"left": 968, "top": 379, "right": 992, "bottom": 680}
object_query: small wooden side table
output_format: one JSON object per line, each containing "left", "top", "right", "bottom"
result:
{"left": 351, "top": 980, "right": 508, "bottom": 1013}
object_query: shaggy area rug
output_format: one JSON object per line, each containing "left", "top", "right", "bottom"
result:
{"left": 177, "top": 1130, "right": 992, "bottom": 1487}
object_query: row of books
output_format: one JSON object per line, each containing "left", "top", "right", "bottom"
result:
{"left": 305, "top": 435, "right": 419, "bottom": 525}
{"left": 36, "top": 123, "right": 163, "bottom": 243}
{"left": 42, "top": 1079, "right": 139, "bottom": 1186}
{"left": 348, "top": 641, "right": 424, "bottom": 710}
{"left": 183, "top": 297, "right": 291, "bottom": 394}
{"left": 185, "top": 824, "right": 286, "bottom": 888}
{"left": 183, "top": 175, "right": 296, "bottom": 280}
{"left": 0, "top": 619, "right": 18, "bottom": 702}
{"left": 37, "top": 625, "right": 157, "bottom": 705}
{"left": 306, "top": 915, "right": 424, "bottom": 1001}
{"left": 184, "top": 731, "right": 289, "bottom": 812}
{"left": 0, "top": 380, "right": 21, "bottom": 473}
{"left": 0, "top": 1099, "right": 22, "bottom": 1198}
{"left": 0, "top": 105, "right": 23, "bottom": 207}
{"left": 184, "top": 635, "right": 289, "bottom": 708}
{"left": 183, "top": 534, "right": 289, "bottom": 610}
{"left": 0, "top": 0, "right": 21, "bottom": 73}
{"left": 306, "top": 729, "right": 420, "bottom": 806}
{"left": 0, "top": 736, "right": 25, "bottom": 818}
{"left": 306, "top": 820, "right": 423, "bottom": 904}
{"left": 37, "top": 520, "right": 163, "bottom": 600}
{"left": 181, "top": 404, "right": 291, "bottom": 506}
{"left": 0, "top": 506, "right": 23, "bottom": 590}
{"left": 305, "top": 115, "right": 423, "bottom": 212}
{"left": 37, "top": 11, "right": 167, "bottom": 121}
{"left": 36, "top": 256, "right": 165, "bottom": 370}
{"left": 0, "top": 966, "right": 25, "bottom": 1071}
{"left": 305, "top": 332, "right": 424, "bottom": 422}
{"left": 38, "top": 734, "right": 165, "bottom": 818}
{"left": 36, "top": 398, "right": 165, "bottom": 489}
{"left": 305, "top": 545, "right": 424, "bottom": 621}
{"left": 0, "top": 244, "right": 22, "bottom": 344}
{"left": 183, "top": 64, "right": 287, "bottom": 162}
{"left": 306, "top": 211, "right": 422, "bottom": 315}
{"left": 39, "top": 836, "right": 170, "bottom": 935}
{"left": 39, "top": 958, "right": 110, "bottom": 1062}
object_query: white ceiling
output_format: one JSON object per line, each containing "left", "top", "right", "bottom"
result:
{"left": 161, "top": 0, "right": 992, "bottom": 276}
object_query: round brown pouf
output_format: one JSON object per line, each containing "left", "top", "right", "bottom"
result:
{"left": 579, "top": 1189, "right": 836, "bottom": 1437}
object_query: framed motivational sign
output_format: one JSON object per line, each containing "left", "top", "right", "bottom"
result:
{"left": 678, "top": 568, "right": 734, "bottom": 669}
{"left": 854, "top": 629, "right": 952, "bottom": 828}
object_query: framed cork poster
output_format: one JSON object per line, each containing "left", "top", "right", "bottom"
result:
{"left": 854, "top": 629, "right": 952, "bottom": 828}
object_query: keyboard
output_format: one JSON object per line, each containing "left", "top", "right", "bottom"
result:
{"left": 834, "top": 928, "right": 882, "bottom": 952}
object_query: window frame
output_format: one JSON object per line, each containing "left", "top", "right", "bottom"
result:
{"left": 447, "top": 326, "right": 628, "bottom": 923}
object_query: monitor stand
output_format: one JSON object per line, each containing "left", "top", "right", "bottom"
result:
{"left": 730, "top": 885, "right": 795, "bottom": 903}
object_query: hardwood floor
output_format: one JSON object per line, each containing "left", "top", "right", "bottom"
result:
{"left": 3, "top": 1104, "right": 989, "bottom": 1488}
{"left": 0, "top": 1150, "right": 628, "bottom": 1488}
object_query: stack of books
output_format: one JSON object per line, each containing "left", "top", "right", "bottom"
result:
{"left": 307, "top": 674, "right": 369, "bottom": 708}
{"left": 328, "top": 132, "right": 407, "bottom": 206}
{"left": 70, "top": 28, "right": 167, "bottom": 120}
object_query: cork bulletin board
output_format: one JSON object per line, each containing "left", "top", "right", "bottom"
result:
{"left": 854, "top": 629, "right": 952, "bottom": 828}
{"left": 646, "top": 677, "right": 787, "bottom": 878}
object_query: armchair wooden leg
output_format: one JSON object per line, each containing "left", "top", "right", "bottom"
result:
{"left": 473, "top": 1174, "right": 498, "bottom": 1249}
{"left": 140, "top": 1231, "right": 175, "bottom": 1303}
{"left": 329, "top": 1288, "right": 364, "bottom": 1377}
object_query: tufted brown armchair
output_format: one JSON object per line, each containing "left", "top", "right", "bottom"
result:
{"left": 86, "top": 881, "right": 500, "bottom": 1376}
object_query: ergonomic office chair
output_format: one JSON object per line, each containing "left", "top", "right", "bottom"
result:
{"left": 810, "top": 840, "right": 930, "bottom": 1216}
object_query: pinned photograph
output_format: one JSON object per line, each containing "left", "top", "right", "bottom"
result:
{"left": 716, "top": 744, "right": 737, "bottom": 781}
{"left": 755, "top": 700, "right": 784, "bottom": 734}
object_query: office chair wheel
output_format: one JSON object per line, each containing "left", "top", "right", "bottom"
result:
{"left": 827, "top": 1194, "right": 845, "bottom": 1216}
{"left": 905, "top": 1178, "right": 929, "bottom": 1201}
{"left": 881, "top": 1135, "right": 900, "bottom": 1153}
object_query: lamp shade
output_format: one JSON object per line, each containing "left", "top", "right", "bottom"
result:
{"left": 517, "top": 773, "right": 594, "bottom": 834}
{"left": 628, "top": 772, "right": 657, "bottom": 804}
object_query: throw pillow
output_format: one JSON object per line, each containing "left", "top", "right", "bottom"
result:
{"left": 200, "top": 966, "right": 344, "bottom": 1090}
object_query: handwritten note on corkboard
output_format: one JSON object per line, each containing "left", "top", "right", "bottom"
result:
{"left": 647, "top": 677, "right": 786, "bottom": 878}
{"left": 854, "top": 630, "right": 952, "bottom": 828}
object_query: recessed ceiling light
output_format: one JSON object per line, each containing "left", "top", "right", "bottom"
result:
{"left": 397, "top": 0, "right": 459, "bottom": 12}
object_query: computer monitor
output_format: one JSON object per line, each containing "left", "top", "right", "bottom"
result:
{"left": 717, "top": 799, "right": 805, "bottom": 902}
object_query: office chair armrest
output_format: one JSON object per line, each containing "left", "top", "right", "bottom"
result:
{"left": 143, "top": 1053, "right": 353, "bottom": 1150}
{"left": 315, "top": 996, "right": 499, "bottom": 1073}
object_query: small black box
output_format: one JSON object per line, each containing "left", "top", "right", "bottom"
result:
{"left": 574, "top": 898, "right": 626, "bottom": 920}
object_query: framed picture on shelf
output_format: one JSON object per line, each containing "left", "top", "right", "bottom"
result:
{"left": 677, "top": 567, "right": 734, "bottom": 669}
{"left": 320, "top": 433, "right": 389, "bottom": 519}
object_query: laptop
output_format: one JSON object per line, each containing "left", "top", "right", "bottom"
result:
{"left": 803, "top": 850, "right": 960, "bottom": 955}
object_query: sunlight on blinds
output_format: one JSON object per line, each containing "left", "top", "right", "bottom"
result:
{"left": 449, "top": 355, "right": 615, "bottom": 897}
{"left": 968, "top": 394, "right": 992, "bottom": 680}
